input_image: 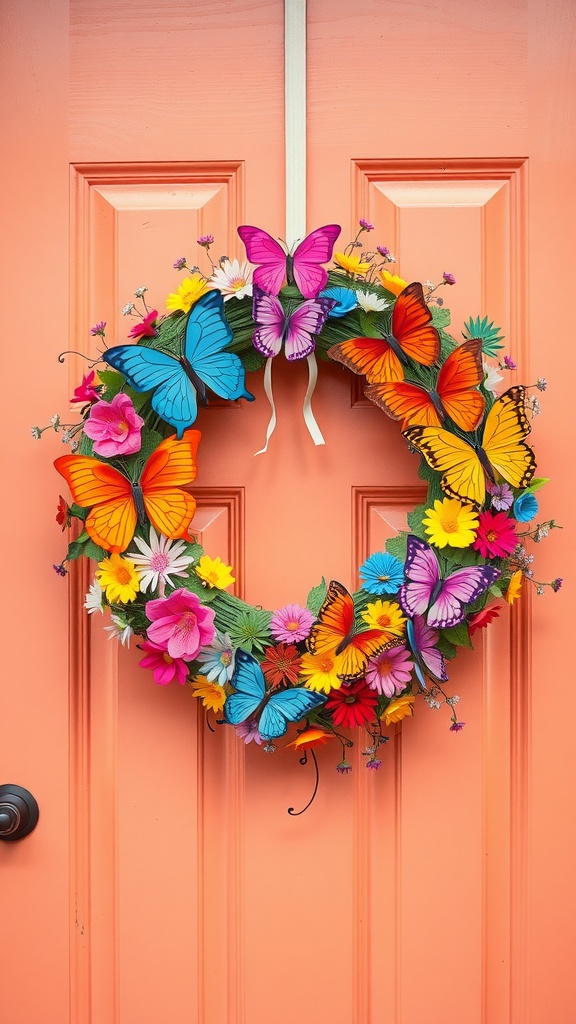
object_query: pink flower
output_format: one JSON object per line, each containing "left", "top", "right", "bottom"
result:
{"left": 365, "top": 645, "right": 414, "bottom": 697}
{"left": 235, "top": 719, "right": 264, "bottom": 745}
{"left": 270, "top": 603, "right": 316, "bottom": 643}
{"left": 70, "top": 370, "right": 100, "bottom": 405}
{"left": 138, "top": 639, "right": 189, "bottom": 685}
{"left": 127, "top": 309, "right": 158, "bottom": 339}
{"left": 145, "top": 589, "right": 215, "bottom": 660}
{"left": 83, "top": 393, "right": 144, "bottom": 457}
{"left": 472, "top": 510, "right": 518, "bottom": 559}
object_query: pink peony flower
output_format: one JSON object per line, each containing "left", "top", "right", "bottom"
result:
{"left": 138, "top": 639, "right": 189, "bottom": 685}
{"left": 270, "top": 603, "right": 316, "bottom": 643}
{"left": 145, "top": 588, "right": 216, "bottom": 660}
{"left": 127, "top": 309, "right": 158, "bottom": 339}
{"left": 70, "top": 370, "right": 100, "bottom": 405}
{"left": 83, "top": 392, "right": 144, "bottom": 457}
{"left": 365, "top": 645, "right": 414, "bottom": 697}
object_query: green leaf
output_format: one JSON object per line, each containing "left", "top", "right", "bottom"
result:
{"left": 436, "top": 636, "right": 457, "bottom": 660}
{"left": 441, "top": 623, "right": 473, "bottom": 649}
{"left": 242, "top": 349, "right": 265, "bottom": 373}
{"left": 357, "top": 310, "right": 381, "bottom": 338}
{"left": 385, "top": 533, "right": 408, "bottom": 561}
{"left": 526, "top": 477, "right": 549, "bottom": 493}
{"left": 307, "top": 578, "right": 327, "bottom": 616}
{"left": 407, "top": 502, "right": 429, "bottom": 539}
{"left": 66, "top": 532, "right": 90, "bottom": 561}
{"left": 70, "top": 503, "right": 88, "bottom": 521}
{"left": 83, "top": 540, "right": 107, "bottom": 561}
{"left": 431, "top": 306, "right": 451, "bottom": 329}
{"left": 462, "top": 315, "right": 505, "bottom": 358}
{"left": 98, "top": 369, "right": 125, "bottom": 400}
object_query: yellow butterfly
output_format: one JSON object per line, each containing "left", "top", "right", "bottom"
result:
{"left": 402, "top": 386, "right": 536, "bottom": 507}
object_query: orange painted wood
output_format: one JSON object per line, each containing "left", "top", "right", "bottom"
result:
{"left": 2, "top": 1, "right": 575, "bottom": 1022}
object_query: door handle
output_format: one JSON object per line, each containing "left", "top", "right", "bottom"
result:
{"left": 0, "top": 785, "right": 39, "bottom": 841}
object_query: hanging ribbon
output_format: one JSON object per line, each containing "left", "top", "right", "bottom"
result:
{"left": 303, "top": 352, "right": 325, "bottom": 446}
{"left": 254, "top": 358, "right": 277, "bottom": 456}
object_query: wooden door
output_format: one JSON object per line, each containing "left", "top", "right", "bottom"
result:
{"left": 2, "top": 1, "right": 574, "bottom": 1021}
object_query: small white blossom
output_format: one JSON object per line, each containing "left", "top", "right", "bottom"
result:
{"left": 84, "top": 578, "right": 105, "bottom": 615}
{"left": 122, "top": 302, "right": 135, "bottom": 316}
{"left": 355, "top": 289, "right": 390, "bottom": 313}
{"left": 134, "top": 286, "right": 148, "bottom": 298}
{"left": 104, "top": 614, "right": 133, "bottom": 646}
{"left": 483, "top": 361, "right": 503, "bottom": 396}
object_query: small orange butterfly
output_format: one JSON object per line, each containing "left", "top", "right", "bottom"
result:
{"left": 307, "top": 581, "right": 392, "bottom": 683}
{"left": 328, "top": 282, "right": 441, "bottom": 383}
{"left": 54, "top": 428, "right": 201, "bottom": 553}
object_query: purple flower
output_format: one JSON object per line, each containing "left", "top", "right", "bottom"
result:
{"left": 270, "top": 603, "right": 316, "bottom": 643}
{"left": 366, "top": 758, "right": 382, "bottom": 770}
{"left": 173, "top": 257, "right": 187, "bottom": 270}
{"left": 503, "top": 355, "right": 517, "bottom": 369}
{"left": 53, "top": 563, "right": 68, "bottom": 577}
{"left": 449, "top": 721, "right": 466, "bottom": 732}
{"left": 83, "top": 393, "right": 145, "bottom": 457}
{"left": 336, "top": 760, "right": 352, "bottom": 774}
{"left": 551, "top": 578, "right": 563, "bottom": 592}
{"left": 235, "top": 719, "right": 264, "bottom": 745}
{"left": 197, "top": 234, "right": 214, "bottom": 247}
{"left": 487, "top": 481, "right": 514, "bottom": 511}
{"left": 359, "top": 219, "right": 374, "bottom": 231}
{"left": 442, "top": 272, "right": 456, "bottom": 285}
{"left": 377, "top": 245, "right": 390, "bottom": 257}
{"left": 90, "top": 321, "right": 106, "bottom": 337}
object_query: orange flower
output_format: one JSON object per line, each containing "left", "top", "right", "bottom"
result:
{"left": 505, "top": 570, "right": 523, "bottom": 605}
{"left": 286, "top": 728, "right": 334, "bottom": 751}
{"left": 261, "top": 643, "right": 302, "bottom": 687}
{"left": 379, "top": 270, "right": 408, "bottom": 296}
{"left": 381, "top": 694, "right": 415, "bottom": 726}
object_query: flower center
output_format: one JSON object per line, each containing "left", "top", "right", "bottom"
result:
{"left": 443, "top": 518, "right": 458, "bottom": 533}
{"left": 231, "top": 276, "right": 246, "bottom": 290}
{"left": 319, "top": 655, "right": 335, "bottom": 673}
{"left": 177, "top": 610, "right": 196, "bottom": 636}
{"left": 220, "top": 652, "right": 232, "bottom": 667}
{"left": 150, "top": 552, "right": 170, "bottom": 572}
{"left": 114, "top": 565, "right": 132, "bottom": 584}
{"left": 286, "top": 620, "right": 299, "bottom": 632}
{"left": 344, "top": 693, "right": 357, "bottom": 704}
{"left": 487, "top": 530, "right": 498, "bottom": 542}
{"left": 377, "top": 613, "right": 392, "bottom": 628}
{"left": 378, "top": 574, "right": 390, "bottom": 582}
{"left": 118, "top": 419, "right": 129, "bottom": 435}
{"left": 162, "top": 653, "right": 174, "bottom": 665}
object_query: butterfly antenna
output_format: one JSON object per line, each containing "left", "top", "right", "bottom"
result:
{"left": 287, "top": 748, "right": 320, "bottom": 817}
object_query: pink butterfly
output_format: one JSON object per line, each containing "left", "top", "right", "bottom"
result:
{"left": 238, "top": 224, "right": 341, "bottom": 299}
{"left": 400, "top": 535, "right": 500, "bottom": 630}
{"left": 252, "top": 286, "right": 335, "bottom": 361}
{"left": 405, "top": 614, "right": 448, "bottom": 690}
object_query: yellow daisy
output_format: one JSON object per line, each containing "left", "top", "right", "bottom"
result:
{"left": 190, "top": 675, "right": 227, "bottom": 713}
{"left": 166, "top": 272, "right": 210, "bottom": 313}
{"left": 381, "top": 694, "right": 415, "bottom": 726}
{"left": 379, "top": 269, "right": 408, "bottom": 296}
{"left": 334, "top": 251, "right": 371, "bottom": 276}
{"left": 96, "top": 553, "right": 140, "bottom": 604}
{"left": 361, "top": 599, "right": 406, "bottom": 638}
{"left": 505, "top": 569, "right": 523, "bottom": 605}
{"left": 195, "top": 555, "right": 235, "bottom": 589}
{"left": 423, "top": 498, "right": 479, "bottom": 549}
{"left": 299, "top": 650, "right": 344, "bottom": 694}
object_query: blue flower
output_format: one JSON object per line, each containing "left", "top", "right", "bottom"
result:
{"left": 359, "top": 551, "right": 404, "bottom": 595}
{"left": 319, "top": 286, "right": 358, "bottom": 318}
{"left": 513, "top": 492, "right": 538, "bottom": 522}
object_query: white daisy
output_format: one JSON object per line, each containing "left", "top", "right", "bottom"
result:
{"left": 128, "top": 526, "right": 194, "bottom": 593}
{"left": 210, "top": 259, "right": 254, "bottom": 301}
{"left": 104, "top": 613, "right": 133, "bottom": 647}
{"left": 482, "top": 361, "right": 503, "bottom": 396}
{"left": 84, "top": 578, "right": 105, "bottom": 615}
{"left": 196, "top": 631, "right": 236, "bottom": 685}
{"left": 355, "top": 289, "right": 390, "bottom": 313}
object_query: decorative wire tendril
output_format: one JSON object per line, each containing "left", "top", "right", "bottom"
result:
{"left": 287, "top": 748, "right": 320, "bottom": 816}
{"left": 58, "top": 350, "right": 99, "bottom": 365}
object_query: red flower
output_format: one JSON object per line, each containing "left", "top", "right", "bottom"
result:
{"left": 70, "top": 370, "right": 100, "bottom": 405}
{"left": 56, "top": 495, "right": 71, "bottom": 530}
{"left": 468, "top": 603, "right": 501, "bottom": 635}
{"left": 472, "top": 510, "right": 517, "bottom": 559}
{"left": 127, "top": 309, "right": 158, "bottom": 339}
{"left": 325, "top": 680, "right": 379, "bottom": 729}
{"left": 261, "top": 643, "right": 302, "bottom": 687}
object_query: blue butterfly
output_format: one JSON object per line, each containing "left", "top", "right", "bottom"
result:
{"left": 224, "top": 649, "right": 327, "bottom": 741}
{"left": 102, "top": 290, "right": 255, "bottom": 438}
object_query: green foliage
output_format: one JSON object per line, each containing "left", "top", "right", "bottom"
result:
{"left": 527, "top": 477, "right": 549, "bottom": 493}
{"left": 407, "top": 502, "right": 429, "bottom": 539}
{"left": 385, "top": 532, "right": 408, "bottom": 561}
{"left": 441, "top": 623, "right": 473, "bottom": 650}
{"left": 436, "top": 635, "right": 457, "bottom": 660}
{"left": 431, "top": 305, "right": 451, "bottom": 330}
{"left": 306, "top": 578, "right": 327, "bottom": 616}
{"left": 98, "top": 369, "right": 124, "bottom": 399}
{"left": 84, "top": 539, "right": 106, "bottom": 561}
{"left": 462, "top": 315, "right": 505, "bottom": 357}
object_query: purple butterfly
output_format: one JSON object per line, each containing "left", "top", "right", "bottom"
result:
{"left": 251, "top": 286, "right": 335, "bottom": 361}
{"left": 405, "top": 614, "right": 448, "bottom": 690}
{"left": 238, "top": 224, "right": 341, "bottom": 298}
{"left": 400, "top": 535, "right": 500, "bottom": 630}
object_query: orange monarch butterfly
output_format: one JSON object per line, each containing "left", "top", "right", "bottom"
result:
{"left": 55, "top": 428, "right": 201, "bottom": 553}
{"left": 307, "top": 580, "right": 393, "bottom": 683}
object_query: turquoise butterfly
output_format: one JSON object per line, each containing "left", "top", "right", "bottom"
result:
{"left": 224, "top": 650, "right": 327, "bottom": 741}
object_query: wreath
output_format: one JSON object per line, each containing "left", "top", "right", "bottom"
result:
{"left": 36, "top": 219, "right": 561, "bottom": 813}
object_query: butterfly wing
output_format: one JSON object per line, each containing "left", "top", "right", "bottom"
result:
{"left": 389, "top": 283, "right": 440, "bottom": 366}
{"left": 403, "top": 425, "right": 485, "bottom": 505}
{"left": 259, "top": 688, "right": 328, "bottom": 741}
{"left": 223, "top": 649, "right": 267, "bottom": 726}
{"left": 364, "top": 380, "right": 441, "bottom": 428}
{"left": 328, "top": 336, "right": 404, "bottom": 383}
{"left": 481, "top": 386, "right": 536, "bottom": 490}
{"left": 54, "top": 455, "right": 136, "bottom": 552}
{"left": 284, "top": 296, "right": 335, "bottom": 360}
{"left": 307, "top": 580, "right": 389, "bottom": 682}
{"left": 406, "top": 615, "right": 448, "bottom": 689}
{"left": 435, "top": 340, "right": 485, "bottom": 431}
{"left": 251, "top": 286, "right": 286, "bottom": 358}
{"left": 291, "top": 224, "right": 341, "bottom": 298}
{"left": 184, "top": 290, "right": 254, "bottom": 405}
{"left": 237, "top": 225, "right": 287, "bottom": 295}
{"left": 399, "top": 535, "right": 440, "bottom": 618}
{"left": 427, "top": 564, "right": 501, "bottom": 629}
{"left": 140, "top": 428, "right": 201, "bottom": 540}
{"left": 103, "top": 345, "right": 197, "bottom": 439}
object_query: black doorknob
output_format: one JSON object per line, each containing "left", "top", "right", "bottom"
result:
{"left": 0, "top": 785, "right": 39, "bottom": 841}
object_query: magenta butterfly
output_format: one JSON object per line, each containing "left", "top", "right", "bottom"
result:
{"left": 238, "top": 224, "right": 341, "bottom": 299}
{"left": 252, "top": 285, "right": 335, "bottom": 361}
{"left": 405, "top": 614, "right": 448, "bottom": 690}
{"left": 400, "top": 535, "right": 500, "bottom": 630}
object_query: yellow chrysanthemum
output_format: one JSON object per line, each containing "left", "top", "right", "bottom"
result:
{"left": 299, "top": 650, "right": 344, "bottom": 694}
{"left": 96, "top": 553, "right": 140, "bottom": 604}
{"left": 334, "top": 251, "right": 371, "bottom": 276}
{"left": 166, "top": 273, "right": 210, "bottom": 312}
{"left": 190, "top": 675, "right": 226, "bottom": 713}
{"left": 423, "top": 498, "right": 479, "bottom": 549}
{"left": 361, "top": 599, "right": 406, "bottom": 638}
{"left": 505, "top": 569, "right": 523, "bottom": 605}
{"left": 379, "top": 270, "right": 408, "bottom": 296}
{"left": 381, "top": 694, "right": 415, "bottom": 726}
{"left": 195, "top": 555, "right": 235, "bottom": 589}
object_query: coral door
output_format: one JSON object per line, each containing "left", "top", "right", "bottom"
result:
{"left": 2, "top": 1, "right": 574, "bottom": 1022}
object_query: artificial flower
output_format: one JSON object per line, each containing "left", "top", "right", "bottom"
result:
{"left": 443, "top": 272, "right": 456, "bottom": 285}
{"left": 473, "top": 510, "right": 518, "bottom": 559}
{"left": 195, "top": 631, "right": 236, "bottom": 685}
{"left": 551, "top": 577, "right": 563, "bottom": 592}
{"left": 104, "top": 613, "right": 133, "bottom": 646}
{"left": 128, "top": 527, "right": 194, "bottom": 592}
{"left": 210, "top": 258, "right": 254, "bottom": 301}
{"left": 359, "top": 551, "right": 404, "bottom": 595}
{"left": 449, "top": 721, "right": 466, "bottom": 732}
{"left": 145, "top": 588, "right": 215, "bottom": 660}
{"left": 83, "top": 392, "right": 144, "bottom": 457}
{"left": 261, "top": 643, "right": 302, "bottom": 687}
{"left": 90, "top": 321, "right": 106, "bottom": 337}
{"left": 166, "top": 273, "right": 210, "bottom": 312}
{"left": 127, "top": 309, "right": 158, "bottom": 339}
{"left": 422, "top": 497, "right": 479, "bottom": 549}
{"left": 334, "top": 252, "right": 370, "bottom": 276}
{"left": 197, "top": 234, "right": 214, "bottom": 247}
{"left": 195, "top": 554, "right": 235, "bottom": 589}
{"left": 502, "top": 355, "right": 517, "bottom": 370}
{"left": 70, "top": 370, "right": 100, "bottom": 404}
{"left": 190, "top": 675, "right": 226, "bottom": 713}
{"left": 319, "top": 286, "right": 358, "bottom": 317}
{"left": 235, "top": 719, "right": 264, "bottom": 745}
{"left": 467, "top": 604, "right": 501, "bottom": 635}
{"left": 381, "top": 694, "right": 415, "bottom": 726}
{"left": 96, "top": 553, "right": 140, "bottom": 604}
{"left": 173, "top": 256, "right": 187, "bottom": 270}
{"left": 487, "top": 482, "right": 514, "bottom": 511}
{"left": 227, "top": 608, "right": 272, "bottom": 654}
{"left": 505, "top": 570, "right": 523, "bottom": 605}
{"left": 336, "top": 760, "right": 352, "bottom": 774}
{"left": 286, "top": 728, "right": 333, "bottom": 751}
{"left": 53, "top": 563, "right": 68, "bottom": 576}
{"left": 365, "top": 646, "right": 414, "bottom": 697}
{"left": 270, "top": 603, "right": 315, "bottom": 643}
{"left": 359, "top": 219, "right": 374, "bottom": 231}
{"left": 355, "top": 289, "right": 389, "bottom": 313}
{"left": 299, "top": 649, "right": 345, "bottom": 694}
{"left": 84, "top": 578, "right": 105, "bottom": 615}
{"left": 513, "top": 492, "right": 538, "bottom": 522}
{"left": 122, "top": 303, "right": 135, "bottom": 315}
{"left": 325, "top": 680, "right": 379, "bottom": 729}
{"left": 138, "top": 639, "right": 189, "bottom": 686}
{"left": 360, "top": 599, "right": 406, "bottom": 638}
{"left": 379, "top": 270, "right": 408, "bottom": 295}
{"left": 56, "top": 495, "right": 72, "bottom": 530}
{"left": 365, "top": 758, "right": 382, "bottom": 770}
{"left": 482, "top": 362, "right": 503, "bottom": 395}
